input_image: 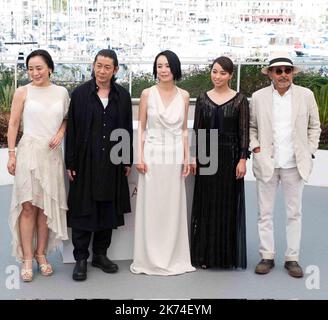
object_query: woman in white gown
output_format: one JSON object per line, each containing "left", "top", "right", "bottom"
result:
{"left": 130, "top": 50, "right": 195, "bottom": 275}
{"left": 7, "top": 50, "right": 69, "bottom": 282}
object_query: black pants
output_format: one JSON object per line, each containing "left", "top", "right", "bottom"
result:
{"left": 72, "top": 228, "right": 113, "bottom": 261}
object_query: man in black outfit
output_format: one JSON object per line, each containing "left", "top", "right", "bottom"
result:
{"left": 65, "top": 49, "right": 133, "bottom": 281}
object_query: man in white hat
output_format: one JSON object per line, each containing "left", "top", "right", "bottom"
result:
{"left": 249, "top": 52, "right": 321, "bottom": 278}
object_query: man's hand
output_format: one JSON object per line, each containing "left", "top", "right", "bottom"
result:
{"left": 124, "top": 166, "right": 132, "bottom": 177}
{"left": 67, "top": 169, "right": 76, "bottom": 181}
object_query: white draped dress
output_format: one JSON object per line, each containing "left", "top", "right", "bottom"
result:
{"left": 130, "top": 85, "right": 195, "bottom": 275}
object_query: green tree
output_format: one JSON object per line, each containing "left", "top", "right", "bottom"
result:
{"left": 126, "top": 73, "right": 156, "bottom": 98}
{"left": 313, "top": 84, "right": 328, "bottom": 126}
{"left": 0, "top": 71, "right": 15, "bottom": 112}
{"left": 239, "top": 64, "right": 270, "bottom": 96}
{"left": 179, "top": 67, "right": 212, "bottom": 98}
{"left": 294, "top": 72, "right": 328, "bottom": 92}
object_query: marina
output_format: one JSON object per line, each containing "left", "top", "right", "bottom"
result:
{"left": 0, "top": 0, "right": 327, "bottom": 65}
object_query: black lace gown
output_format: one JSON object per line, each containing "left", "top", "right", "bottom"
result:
{"left": 190, "top": 92, "right": 250, "bottom": 269}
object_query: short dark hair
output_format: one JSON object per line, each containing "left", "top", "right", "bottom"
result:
{"left": 211, "top": 56, "right": 234, "bottom": 74}
{"left": 26, "top": 49, "right": 54, "bottom": 73}
{"left": 153, "top": 50, "right": 182, "bottom": 81}
{"left": 92, "top": 49, "right": 118, "bottom": 84}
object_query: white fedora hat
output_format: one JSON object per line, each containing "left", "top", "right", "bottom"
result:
{"left": 261, "top": 51, "right": 301, "bottom": 75}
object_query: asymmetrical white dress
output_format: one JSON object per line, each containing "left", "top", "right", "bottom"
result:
{"left": 9, "top": 83, "right": 69, "bottom": 261}
{"left": 130, "top": 85, "right": 195, "bottom": 275}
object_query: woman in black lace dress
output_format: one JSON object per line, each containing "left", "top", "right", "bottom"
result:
{"left": 190, "top": 56, "right": 249, "bottom": 269}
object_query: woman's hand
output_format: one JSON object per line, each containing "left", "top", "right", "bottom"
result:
{"left": 189, "top": 157, "right": 197, "bottom": 176}
{"left": 49, "top": 131, "right": 64, "bottom": 149}
{"left": 236, "top": 159, "right": 246, "bottom": 179}
{"left": 7, "top": 156, "right": 16, "bottom": 175}
{"left": 189, "top": 163, "right": 197, "bottom": 176}
{"left": 136, "top": 162, "right": 148, "bottom": 174}
{"left": 182, "top": 161, "right": 190, "bottom": 177}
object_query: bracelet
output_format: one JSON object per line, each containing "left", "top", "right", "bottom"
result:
{"left": 8, "top": 149, "right": 16, "bottom": 153}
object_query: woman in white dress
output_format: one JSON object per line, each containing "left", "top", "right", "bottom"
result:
{"left": 130, "top": 50, "right": 195, "bottom": 275}
{"left": 7, "top": 50, "right": 69, "bottom": 282}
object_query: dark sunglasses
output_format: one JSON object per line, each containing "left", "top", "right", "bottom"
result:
{"left": 273, "top": 67, "right": 293, "bottom": 75}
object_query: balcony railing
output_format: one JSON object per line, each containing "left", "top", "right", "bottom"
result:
{"left": 1, "top": 58, "right": 327, "bottom": 96}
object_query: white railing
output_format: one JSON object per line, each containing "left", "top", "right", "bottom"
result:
{"left": 1, "top": 59, "right": 328, "bottom": 96}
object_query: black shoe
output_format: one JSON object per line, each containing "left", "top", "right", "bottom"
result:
{"left": 72, "top": 259, "right": 87, "bottom": 281}
{"left": 255, "top": 259, "right": 275, "bottom": 274}
{"left": 92, "top": 254, "right": 118, "bottom": 273}
{"left": 284, "top": 261, "right": 304, "bottom": 278}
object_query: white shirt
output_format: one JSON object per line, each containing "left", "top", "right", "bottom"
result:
{"left": 272, "top": 85, "right": 296, "bottom": 168}
{"left": 99, "top": 97, "right": 109, "bottom": 109}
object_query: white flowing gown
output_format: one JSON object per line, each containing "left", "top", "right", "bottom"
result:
{"left": 130, "top": 85, "right": 195, "bottom": 275}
